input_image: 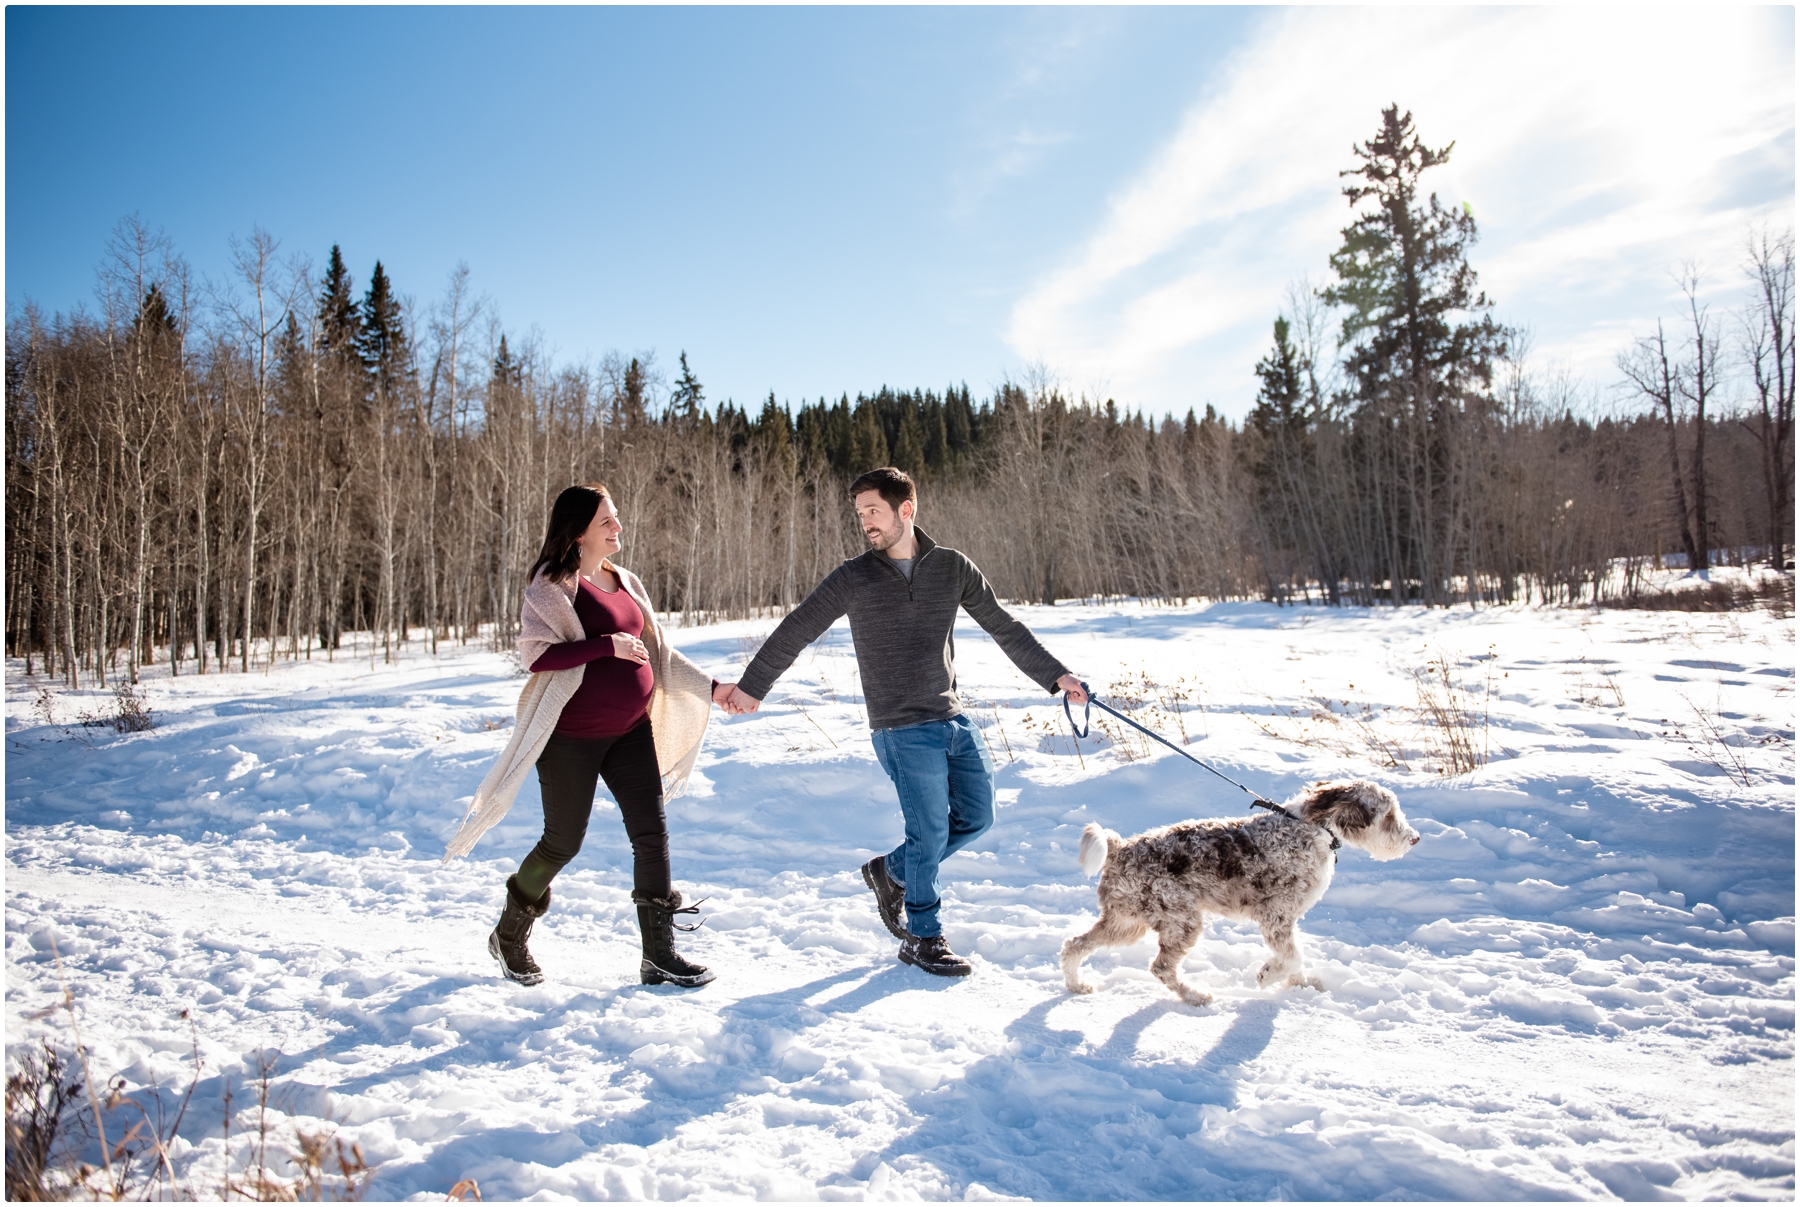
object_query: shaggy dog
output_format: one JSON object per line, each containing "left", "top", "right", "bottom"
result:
{"left": 1060, "top": 780, "right": 1419, "bottom": 1005}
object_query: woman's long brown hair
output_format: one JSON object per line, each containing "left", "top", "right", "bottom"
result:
{"left": 526, "top": 483, "right": 611, "bottom": 584}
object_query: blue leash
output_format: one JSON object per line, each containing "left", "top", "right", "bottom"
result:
{"left": 1064, "top": 681, "right": 1277, "bottom": 808}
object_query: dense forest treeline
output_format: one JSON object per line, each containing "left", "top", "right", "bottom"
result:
{"left": 6, "top": 106, "right": 1793, "bottom": 686}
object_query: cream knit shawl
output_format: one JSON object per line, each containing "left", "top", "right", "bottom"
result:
{"left": 442, "top": 562, "right": 713, "bottom": 862}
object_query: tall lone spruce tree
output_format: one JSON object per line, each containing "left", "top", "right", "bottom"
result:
{"left": 670, "top": 351, "right": 704, "bottom": 426}
{"left": 1322, "top": 105, "right": 1506, "bottom": 605}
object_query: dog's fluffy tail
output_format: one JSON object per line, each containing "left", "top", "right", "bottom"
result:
{"left": 1077, "top": 823, "right": 1119, "bottom": 878}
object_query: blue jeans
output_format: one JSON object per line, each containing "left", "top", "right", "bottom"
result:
{"left": 870, "top": 714, "right": 995, "bottom": 939}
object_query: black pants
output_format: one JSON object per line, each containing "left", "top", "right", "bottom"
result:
{"left": 530, "top": 720, "right": 670, "bottom": 898}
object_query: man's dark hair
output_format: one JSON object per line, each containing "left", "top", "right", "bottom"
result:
{"left": 848, "top": 467, "right": 917, "bottom": 511}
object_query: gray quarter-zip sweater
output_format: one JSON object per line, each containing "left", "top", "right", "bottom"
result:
{"left": 738, "top": 527, "right": 1070, "bottom": 730}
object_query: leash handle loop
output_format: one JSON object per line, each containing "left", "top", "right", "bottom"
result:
{"left": 1064, "top": 682, "right": 1092, "bottom": 739}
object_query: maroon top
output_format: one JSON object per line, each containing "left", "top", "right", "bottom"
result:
{"left": 531, "top": 576, "right": 657, "bottom": 738}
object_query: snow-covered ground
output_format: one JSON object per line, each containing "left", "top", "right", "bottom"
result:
{"left": 6, "top": 596, "right": 1794, "bottom": 1201}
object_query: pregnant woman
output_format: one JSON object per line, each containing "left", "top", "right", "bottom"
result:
{"left": 445, "top": 483, "right": 716, "bottom": 987}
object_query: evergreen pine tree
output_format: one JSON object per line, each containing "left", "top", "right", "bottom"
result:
{"left": 359, "top": 261, "right": 409, "bottom": 393}
{"left": 318, "top": 245, "right": 360, "bottom": 364}
{"left": 945, "top": 384, "right": 975, "bottom": 458}
{"left": 794, "top": 399, "right": 829, "bottom": 469}
{"left": 892, "top": 406, "right": 926, "bottom": 477}
{"left": 1320, "top": 105, "right": 1506, "bottom": 604}
{"left": 827, "top": 395, "right": 854, "bottom": 471}
{"left": 269, "top": 311, "right": 320, "bottom": 432}
{"left": 756, "top": 392, "right": 797, "bottom": 474}
{"left": 133, "top": 284, "right": 179, "bottom": 341}
{"left": 493, "top": 334, "right": 522, "bottom": 389}
{"left": 273, "top": 314, "right": 306, "bottom": 392}
{"left": 1247, "top": 316, "right": 1313, "bottom": 531}
{"left": 621, "top": 357, "right": 649, "bottom": 427}
{"left": 1321, "top": 105, "right": 1503, "bottom": 405}
{"left": 670, "top": 351, "right": 704, "bottom": 424}
{"left": 719, "top": 400, "right": 747, "bottom": 463}
{"left": 849, "top": 399, "right": 889, "bottom": 471}
{"left": 1250, "top": 318, "right": 1305, "bottom": 443}
{"left": 128, "top": 284, "right": 182, "bottom": 375}
{"left": 922, "top": 395, "right": 949, "bottom": 474}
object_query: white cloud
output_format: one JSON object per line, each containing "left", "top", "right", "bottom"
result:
{"left": 951, "top": 125, "right": 1075, "bottom": 220}
{"left": 1008, "top": 7, "right": 1794, "bottom": 416}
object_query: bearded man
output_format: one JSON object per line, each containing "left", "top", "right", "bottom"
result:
{"left": 714, "top": 466, "right": 1086, "bottom": 976}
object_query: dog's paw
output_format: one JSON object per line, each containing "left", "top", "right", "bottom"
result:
{"left": 1287, "top": 973, "right": 1324, "bottom": 992}
{"left": 1256, "top": 961, "right": 1303, "bottom": 989}
{"left": 1066, "top": 980, "right": 1095, "bottom": 996}
{"left": 1178, "top": 984, "right": 1214, "bottom": 1007}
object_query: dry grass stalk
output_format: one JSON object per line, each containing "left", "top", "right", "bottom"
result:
{"left": 1672, "top": 692, "right": 1756, "bottom": 788}
{"left": 5, "top": 965, "right": 378, "bottom": 1202}
{"left": 956, "top": 694, "right": 1016, "bottom": 764}
{"left": 1242, "top": 686, "right": 1411, "bottom": 772}
{"left": 1570, "top": 653, "right": 1626, "bottom": 709}
{"left": 1083, "top": 671, "right": 1204, "bottom": 764}
{"left": 5, "top": 1041, "right": 83, "bottom": 1201}
{"left": 788, "top": 700, "right": 839, "bottom": 750}
{"left": 1412, "top": 650, "right": 1489, "bottom": 777}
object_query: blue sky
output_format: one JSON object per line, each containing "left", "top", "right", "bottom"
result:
{"left": 6, "top": 6, "right": 1792, "bottom": 419}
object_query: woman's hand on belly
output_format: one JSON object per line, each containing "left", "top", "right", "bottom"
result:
{"left": 611, "top": 633, "right": 649, "bottom": 664}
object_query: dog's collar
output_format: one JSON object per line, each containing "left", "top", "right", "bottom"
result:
{"left": 1251, "top": 799, "right": 1342, "bottom": 858}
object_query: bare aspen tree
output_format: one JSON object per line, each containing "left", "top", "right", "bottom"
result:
{"left": 1620, "top": 320, "right": 1702, "bottom": 572}
{"left": 1676, "top": 269, "right": 1718, "bottom": 572}
{"left": 1742, "top": 228, "right": 1795, "bottom": 568}
{"left": 425, "top": 264, "right": 482, "bottom": 650}
{"left": 99, "top": 218, "right": 179, "bottom": 682}
{"left": 218, "top": 229, "right": 295, "bottom": 672}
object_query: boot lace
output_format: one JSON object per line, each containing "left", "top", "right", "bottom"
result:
{"left": 645, "top": 896, "right": 708, "bottom": 933}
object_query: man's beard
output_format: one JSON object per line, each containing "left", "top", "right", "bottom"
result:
{"left": 865, "top": 527, "right": 895, "bottom": 551}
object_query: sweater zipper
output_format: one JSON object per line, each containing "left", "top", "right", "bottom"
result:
{"left": 909, "top": 545, "right": 935, "bottom": 602}
{"left": 896, "top": 558, "right": 913, "bottom": 602}
{"left": 882, "top": 543, "right": 936, "bottom": 604}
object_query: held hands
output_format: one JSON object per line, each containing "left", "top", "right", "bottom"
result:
{"left": 711, "top": 682, "right": 762, "bottom": 716}
{"left": 611, "top": 632, "right": 649, "bottom": 665}
{"left": 1057, "top": 673, "right": 1089, "bottom": 705}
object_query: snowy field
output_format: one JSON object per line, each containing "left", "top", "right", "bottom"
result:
{"left": 6, "top": 595, "right": 1795, "bottom": 1201}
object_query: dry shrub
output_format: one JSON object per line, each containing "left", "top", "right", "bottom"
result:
{"left": 1568, "top": 654, "right": 1626, "bottom": 709}
{"left": 1604, "top": 576, "right": 1794, "bottom": 616}
{"left": 1412, "top": 651, "right": 1491, "bottom": 777}
{"left": 1247, "top": 689, "right": 1411, "bottom": 771}
{"left": 109, "top": 682, "right": 154, "bottom": 733}
{"left": 1663, "top": 694, "right": 1758, "bottom": 789}
{"left": 1086, "top": 671, "right": 1204, "bottom": 763}
{"left": 222, "top": 1053, "right": 372, "bottom": 1203}
{"left": 1246, "top": 651, "right": 1498, "bottom": 778}
{"left": 5, "top": 996, "right": 377, "bottom": 1201}
{"left": 5, "top": 1042, "right": 84, "bottom": 1201}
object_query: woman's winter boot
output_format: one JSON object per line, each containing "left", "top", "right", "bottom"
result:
{"left": 633, "top": 890, "right": 715, "bottom": 987}
{"left": 489, "top": 875, "right": 550, "bottom": 985}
